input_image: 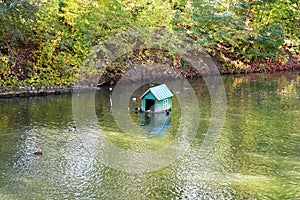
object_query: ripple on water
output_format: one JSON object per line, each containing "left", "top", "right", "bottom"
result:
{"left": 1, "top": 73, "right": 300, "bottom": 199}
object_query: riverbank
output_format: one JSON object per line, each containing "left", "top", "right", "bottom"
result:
{"left": 0, "top": 86, "right": 73, "bottom": 98}
{"left": 0, "top": 69, "right": 299, "bottom": 98}
{"left": 1, "top": 0, "right": 299, "bottom": 89}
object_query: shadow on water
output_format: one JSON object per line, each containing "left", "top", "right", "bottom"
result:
{"left": 0, "top": 71, "right": 299, "bottom": 199}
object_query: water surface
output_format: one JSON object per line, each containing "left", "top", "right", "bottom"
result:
{"left": 0, "top": 72, "right": 299, "bottom": 199}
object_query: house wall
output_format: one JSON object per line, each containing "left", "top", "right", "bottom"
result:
{"left": 158, "top": 97, "right": 172, "bottom": 112}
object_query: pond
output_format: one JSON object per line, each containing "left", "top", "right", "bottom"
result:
{"left": 0, "top": 72, "right": 299, "bottom": 199}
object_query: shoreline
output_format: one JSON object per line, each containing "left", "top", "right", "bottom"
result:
{"left": 0, "top": 86, "right": 73, "bottom": 98}
{"left": 0, "top": 69, "right": 299, "bottom": 98}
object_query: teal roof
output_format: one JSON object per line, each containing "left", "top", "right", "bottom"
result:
{"left": 140, "top": 84, "right": 174, "bottom": 101}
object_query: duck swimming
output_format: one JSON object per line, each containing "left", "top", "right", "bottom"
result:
{"left": 69, "top": 126, "right": 76, "bottom": 132}
{"left": 33, "top": 150, "right": 43, "bottom": 155}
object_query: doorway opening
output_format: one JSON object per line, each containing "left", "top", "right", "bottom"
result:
{"left": 145, "top": 99, "right": 155, "bottom": 111}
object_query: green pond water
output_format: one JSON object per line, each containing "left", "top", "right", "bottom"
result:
{"left": 0, "top": 72, "right": 299, "bottom": 199}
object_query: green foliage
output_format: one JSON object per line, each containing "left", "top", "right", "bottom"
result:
{"left": 248, "top": 24, "right": 284, "bottom": 59}
{"left": 0, "top": 0, "right": 38, "bottom": 45}
{"left": 0, "top": 0, "right": 299, "bottom": 86}
{"left": 173, "top": 0, "right": 289, "bottom": 58}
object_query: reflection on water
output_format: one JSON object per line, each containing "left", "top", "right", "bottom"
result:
{"left": 140, "top": 112, "right": 172, "bottom": 135}
{"left": 0, "top": 72, "right": 299, "bottom": 199}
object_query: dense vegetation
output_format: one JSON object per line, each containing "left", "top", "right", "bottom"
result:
{"left": 0, "top": 0, "right": 299, "bottom": 86}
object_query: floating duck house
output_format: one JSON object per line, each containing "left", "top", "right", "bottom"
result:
{"left": 140, "top": 84, "right": 173, "bottom": 113}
